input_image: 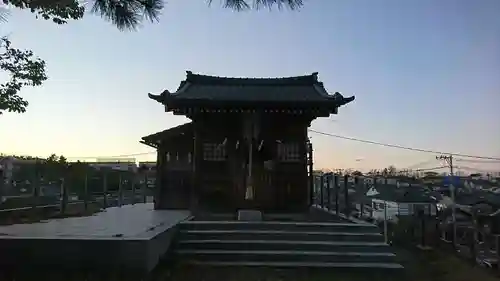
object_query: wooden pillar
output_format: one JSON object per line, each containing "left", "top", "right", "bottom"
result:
{"left": 154, "top": 142, "right": 164, "bottom": 209}
{"left": 307, "top": 141, "right": 314, "bottom": 207}
{"left": 298, "top": 135, "right": 308, "bottom": 211}
{"left": 227, "top": 136, "right": 240, "bottom": 211}
{"left": 192, "top": 121, "right": 203, "bottom": 212}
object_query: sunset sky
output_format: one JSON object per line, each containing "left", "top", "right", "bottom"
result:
{"left": 1, "top": 0, "right": 499, "bottom": 173}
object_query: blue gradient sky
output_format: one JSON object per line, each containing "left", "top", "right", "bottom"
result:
{"left": 1, "top": 0, "right": 499, "bottom": 172}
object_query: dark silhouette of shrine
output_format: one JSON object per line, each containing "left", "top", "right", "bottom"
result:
{"left": 141, "top": 71, "right": 354, "bottom": 213}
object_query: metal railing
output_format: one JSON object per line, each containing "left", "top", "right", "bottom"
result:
{"left": 1, "top": 167, "right": 155, "bottom": 219}
{"left": 312, "top": 173, "right": 500, "bottom": 272}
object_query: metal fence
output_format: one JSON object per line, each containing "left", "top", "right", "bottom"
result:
{"left": 312, "top": 173, "right": 500, "bottom": 271}
{"left": 0, "top": 162, "right": 155, "bottom": 217}
{"left": 313, "top": 173, "right": 364, "bottom": 217}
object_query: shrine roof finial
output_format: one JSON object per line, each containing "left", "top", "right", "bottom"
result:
{"left": 148, "top": 89, "right": 171, "bottom": 103}
{"left": 312, "top": 72, "right": 319, "bottom": 81}
{"left": 332, "top": 92, "right": 356, "bottom": 106}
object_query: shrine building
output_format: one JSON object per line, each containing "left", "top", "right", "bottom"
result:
{"left": 141, "top": 71, "right": 354, "bottom": 214}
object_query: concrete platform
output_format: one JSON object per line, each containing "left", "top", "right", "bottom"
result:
{"left": 0, "top": 203, "right": 191, "bottom": 274}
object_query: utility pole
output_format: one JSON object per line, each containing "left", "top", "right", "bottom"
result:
{"left": 437, "top": 154, "right": 456, "bottom": 248}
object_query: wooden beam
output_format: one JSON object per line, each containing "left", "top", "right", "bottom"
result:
{"left": 139, "top": 140, "right": 158, "bottom": 149}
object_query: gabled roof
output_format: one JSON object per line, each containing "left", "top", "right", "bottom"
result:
{"left": 148, "top": 71, "right": 355, "bottom": 110}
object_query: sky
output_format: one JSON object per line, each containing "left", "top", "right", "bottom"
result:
{"left": 0, "top": 0, "right": 499, "bottom": 173}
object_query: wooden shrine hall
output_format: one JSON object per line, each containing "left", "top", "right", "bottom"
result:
{"left": 141, "top": 71, "right": 355, "bottom": 213}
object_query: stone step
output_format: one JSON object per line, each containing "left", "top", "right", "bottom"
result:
{"left": 176, "top": 240, "right": 393, "bottom": 253}
{"left": 176, "top": 249, "right": 397, "bottom": 263}
{"left": 183, "top": 260, "right": 404, "bottom": 270}
{"left": 179, "top": 221, "right": 380, "bottom": 233}
{"left": 179, "top": 230, "right": 384, "bottom": 242}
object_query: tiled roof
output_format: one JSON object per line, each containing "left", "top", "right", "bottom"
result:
{"left": 455, "top": 189, "right": 500, "bottom": 207}
{"left": 148, "top": 71, "right": 355, "bottom": 105}
{"left": 366, "top": 184, "right": 442, "bottom": 203}
{"left": 141, "top": 122, "right": 193, "bottom": 146}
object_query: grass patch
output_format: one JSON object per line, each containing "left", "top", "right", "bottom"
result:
{"left": 395, "top": 245, "right": 499, "bottom": 281}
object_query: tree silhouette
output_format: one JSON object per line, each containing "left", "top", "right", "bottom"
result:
{"left": 351, "top": 170, "right": 363, "bottom": 176}
{"left": 0, "top": 37, "right": 47, "bottom": 115}
{"left": 381, "top": 165, "right": 397, "bottom": 176}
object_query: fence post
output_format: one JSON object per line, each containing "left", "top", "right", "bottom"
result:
{"left": 354, "top": 177, "right": 361, "bottom": 217}
{"left": 326, "top": 173, "right": 331, "bottom": 211}
{"left": 84, "top": 171, "right": 88, "bottom": 211}
{"left": 32, "top": 161, "right": 41, "bottom": 211}
{"left": 118, "top": 172, "right": 123, "bottom": 207}
{"left": 344, "top": 174, "right": 350, "bottom": 216}
{"left": 60, "top": 177, "right": 67, "bottom": 215}
{"left": 471, "top": 211, "right": 478, "bottom": 263}
{"left": 0, "top": 168, "right": 3, "bottom": 206}
{"left": 419, "top": 209, "right": 426, "bottom": 248}
{"left": 495, "top": 235, "right": 500, "bottom": 274}
{"left": 103, "top": 171, "right": 108, "bottom": 209}
{"left": 319, "top": 174, "right": 324, "bottom": 208}
{"left": 334, "top": 174, "right": 339, "bottom": 215}
{"left": 132, "top": 172, "right": 136, "bottom": 205}
{"left": 143, "top": 173, "right": 148, "bottom": 203}
{"left": 384, "top": 201, "right": 388, "bottom": 243}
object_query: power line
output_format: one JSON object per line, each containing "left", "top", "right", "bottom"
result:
{"left": 308, "top": 129, "right": 500, "bottom": 161}
{"left": 5, "top": 129, "right": 499, "bottom": 162}
{"left": 455, "top": 158, "right": 500, "bottom": 164}
{"left": 66, "top": 152, "right": 156, "bottom": 159}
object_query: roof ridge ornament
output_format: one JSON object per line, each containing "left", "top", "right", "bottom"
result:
{"left": 147, "top": 89, "right": 171, "bottom": 102}
{"left": 312, "top": 72, "right": 319, "bottom": 81}
{"left": 332, "top": 92, "right": 344, "bottom": 100}
{"left": 332, "top": 92, "right": 356, "bottom": 106}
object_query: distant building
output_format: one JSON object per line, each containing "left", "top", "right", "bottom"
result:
{"left": 364, "top": 184, "right": 441, "bottom": 222}
{"left": 138, "top": 161, "right": 156, "bottom": 171}
{"left": 90, "top": 158, "right": 137, "bottom": 172}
